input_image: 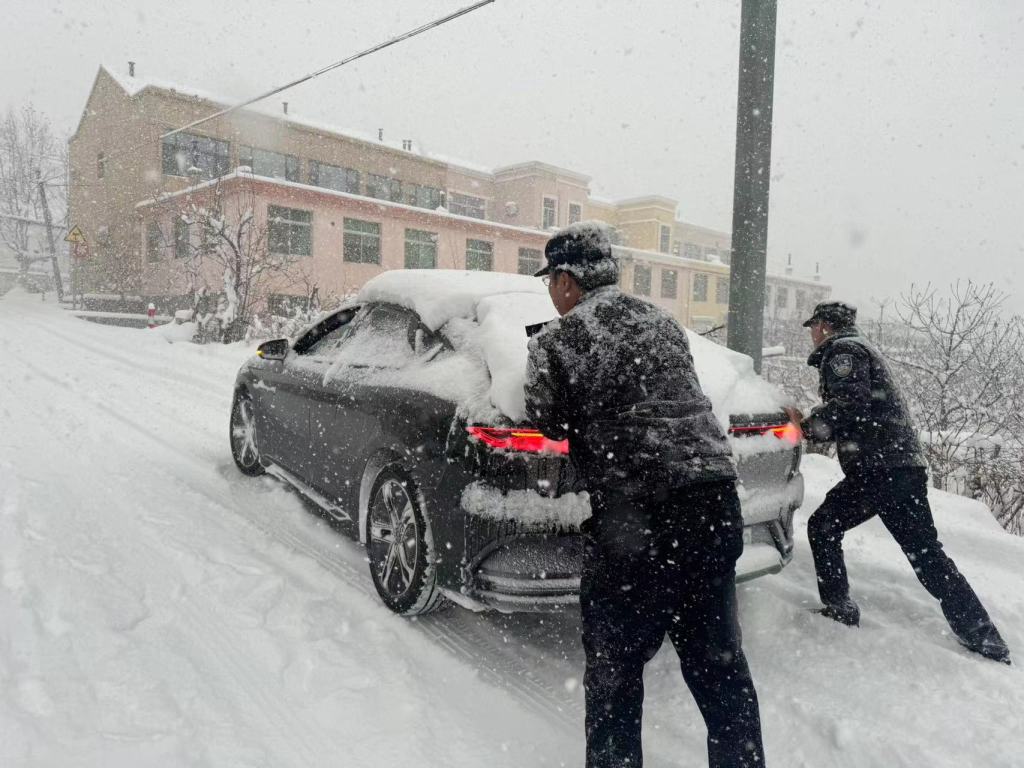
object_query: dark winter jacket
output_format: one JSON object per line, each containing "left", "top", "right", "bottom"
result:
{"left": 802, "top": 327, "right": 927, "bottom": 474}
{"left": 524, "top": 285, "right": 737, "bottom": 500}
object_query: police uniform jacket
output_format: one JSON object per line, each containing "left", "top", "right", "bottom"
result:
{"left": 524, "top": 285, "right": 737, "bottom": 500}
{"left": 801, "top": 327, "right": 927, "bottom": 474}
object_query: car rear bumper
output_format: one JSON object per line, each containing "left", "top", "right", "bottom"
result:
{"left": 460, "top": 475, "right": 802, "bottom": 612}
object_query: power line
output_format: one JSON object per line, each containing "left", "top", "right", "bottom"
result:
{"left": 68, "top": 0, "right": 496, "bottom": 193}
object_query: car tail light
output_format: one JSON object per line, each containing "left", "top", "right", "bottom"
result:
{"left": 729, "top": 422, "right": 802, "bottom": 446}
{"left": 466, "top": 426, "right": 569, "bottom": 455}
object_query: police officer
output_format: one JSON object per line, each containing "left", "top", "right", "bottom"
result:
{"left": 525, "top": 222, "right": 765, "bottom": 768}
{"left": 792, "top": 301, "right": 1011, "bottom": 664}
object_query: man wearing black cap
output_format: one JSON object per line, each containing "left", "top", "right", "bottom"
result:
{"left": 525, "top": 222, "right": 766, "bottom": 768}
{"left": 792, "top": 301, "right": 1010, "bottom": 664}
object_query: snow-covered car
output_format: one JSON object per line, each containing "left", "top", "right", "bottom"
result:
{"left": 230, "top": 270, "right": 804, "bottom": 615}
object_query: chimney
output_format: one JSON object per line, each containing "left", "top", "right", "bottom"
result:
{"left": 282, "top": 101, "right": 288, "bottom": 115}
{"left": 378, "top": 128, "right": 384, "bottom": 142}
{"left": 128, "top": 61, "right": 136, "bottom": 77}
{"left": 785, "top": 253, "right": 793, "bottom": 276}
{"left": 814, "top": 262, "right": 821, "bottom": 282}
{"left": 402, "top": 139, "right": 412, "bottom": 151}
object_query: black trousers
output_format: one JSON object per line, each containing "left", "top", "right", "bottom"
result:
{"left": 581, "top": 481, "right": 765, "bottom": 768}
{"left": 808, "top": 466, "right": 994, "bottom": 638}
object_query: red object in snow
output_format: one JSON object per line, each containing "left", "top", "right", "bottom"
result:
{"left": 147, "top": 303, "right": 157, "bottom": 329}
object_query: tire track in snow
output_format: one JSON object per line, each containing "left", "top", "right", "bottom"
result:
{"left": 8, "top": 327, "right": 588, "bottom": 732}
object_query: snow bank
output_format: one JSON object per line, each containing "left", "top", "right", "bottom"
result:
{"left": 150, "top": 320, "right": 197, "bottom": 343}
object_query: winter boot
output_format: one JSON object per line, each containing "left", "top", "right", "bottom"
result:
{"left": 958, "top": 623, "right": 1011, "bottom": 665}
{"left": 816, "top": 598, "right": 860, "bottom": 627}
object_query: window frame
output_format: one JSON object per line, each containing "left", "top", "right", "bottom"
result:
{"left": 404, "top": 228, "right": 438, "bottom": 269}
{"left": 173, "top": 217, "right": 190, "bottom": 260}
{"left": 146, "top": 221, "right": 163, "bottom": 263}
{"left": 239, "top": 145, "right": 300, "bottom": 182}
{"left": 659, "top": 225, "right": 671, "bottom": 254}
{"left": 568, "top": 202, "right": 582, "bottom": 225}
{"left": 633, "top": 263, "right": 652, "bottom": 296}
{"left": 542, "top": 196, "right": 558, "bottom": 229}
{"left": 517, "top": 247, "right": 542, "bottom": 275}
{"left": 310, "top": 160, "right": 360, "bottom": 194}
{"left": 368, "top": 173, "right": 403, "bottom": 202}
{"left": 268, "top": 205, "right": 313, "bottom": 258}
{"left": 660, "top": 268, "right": 678, "bottom": 299}
{"left": 465, "top": 238, "right": 494, "bottom": 271}
{"left": 692, "top": 273, "right": 709, "bottom": 302}
{"left": 161, "top": 130, "right": 230, "bottom": 179}
{"left": 448, "top": 191, "right": 486, "bottom": 219}
{"left": 342, "top": 217, "right": 382, "bottom": 264}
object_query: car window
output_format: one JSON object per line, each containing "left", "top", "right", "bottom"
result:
{"left": 294, "top": 307, "right": 358, "bottom": 357}
{"left": 331, "top": 304, "right": 418, "bottom": 368}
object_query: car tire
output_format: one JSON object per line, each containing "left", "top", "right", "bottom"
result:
{"left": 366, "top": 465, "right": 447, "bottom": 616}
{"left": 230, "top": 390, "right": 264, "bottom": 477}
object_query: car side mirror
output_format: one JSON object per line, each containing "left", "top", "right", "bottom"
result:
{"left": 256, "top": 338, "right": 289, "bottom": 361}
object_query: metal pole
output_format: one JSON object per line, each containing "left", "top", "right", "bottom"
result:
{"left": 726, "top": 0, "right": 777, "bottom": 372}
{"left": 37, "top": 174, "right": 65, "bottom": 302}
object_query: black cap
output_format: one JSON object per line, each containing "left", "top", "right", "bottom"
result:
{"left": 802, "top": 300, "right": 857, "bottom": 328}
{"left": 534, "top": 222, "right": 614, "bottom": 278}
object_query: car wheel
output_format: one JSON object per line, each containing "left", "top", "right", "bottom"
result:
{"left": 367, "top": 466, "right": 447, "bottom": 616}
{"left": 230, "top": 390, "right": 264, "bottom": 476}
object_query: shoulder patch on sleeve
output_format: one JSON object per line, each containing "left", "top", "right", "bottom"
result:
{"left": 829, "top": 353, "right": 854, "bottom": 378}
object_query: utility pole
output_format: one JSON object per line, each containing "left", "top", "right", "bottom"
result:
{"left": 726, "top": 0, "right": 777, "bottom": 372}
{"left": 37, "top": 172, "right": 65, "bottom": 302}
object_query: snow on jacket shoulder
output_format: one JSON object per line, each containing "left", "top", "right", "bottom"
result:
{"left": 524, "top": 285, "right": 736, "bottom": 499}
{"left": 801, "top": 328, "right": 927, "bottom": 474}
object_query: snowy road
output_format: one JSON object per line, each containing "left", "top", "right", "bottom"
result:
{"left": 1, "top": 289, "right": 1022, "bottom": 767}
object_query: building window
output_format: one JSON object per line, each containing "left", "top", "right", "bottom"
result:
{"left": 406, "top": 183, "right": 444, "bottom": 210}
{"left": 671, "top": 242, "right": 681, "bottom": 257}
{"left": 568, "top": 203, "right": 582, "bottom": 225}
{"left": 448, "top": 192, "right": 486, "bottom": 219}
{"left": 464, "top": 239, "right": 493, "bottom": 271}
{"left": 659, "top": 225, "right": 671, "bottom": 254}
{"left": 661, "top": 269, "right": 678, "bottom": 299}
{"left": 776, "top": 287, "right": 789, "bottom": 308}
{"left": 720, "top": 249, "right": 732, "bottom": 265}
{"left": 796, "top": 289, "right": 808, "bottom": 312}
{"left": 97, "top": 152, "right": 106, "bottom": 179}
{"left": 239, "top": 146, "right": 300, "bottom": 182}
{"left": 308, "top": 160, "right": 360, "bottom": 194}
{"left": 268, "top": 205, "right": 312, "bottom": 257}
{"left": 542, "top": 197, "right": 557, "bottom": 228}
{"left": 342, "top": 218, "right": 381, "bottom": 264}
{"left": 684, "top": 242, "right": 701, "bottom": 260}
{"left": 404, "top": 229, "right": 437, "bottom": 269}
{"left": 517, "top": 247, "right": 542, "bottom": 275}
{"left": 368, "top": 173, "right": 403, "bottom": 202}
{"left": 173, "top": 218, "right": 190, "bottom": 259}
{"left": 146, "top": 222, "right": 163, "bottom": 263}
{"left": 693, "top": 273, "right": 709, "bottom": 302}
{"left": 715, "top": 277, "right": 730, "bottom": 304}
{"left": 161, "top": 131, "right": 230, "bottom": 178}
{"left": 632, "top": 264, "right": 652, "bottom": 296}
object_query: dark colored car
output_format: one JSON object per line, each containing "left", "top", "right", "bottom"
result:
{"left": 230, "top": 271, "right": 804, "bottom": 615}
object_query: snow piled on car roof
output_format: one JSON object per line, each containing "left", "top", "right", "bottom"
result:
{"left": 357, "top": 269, "right": 783, "bottom": 423}
{"left": 358, "top": 270, "right": 547, "bottom": 331}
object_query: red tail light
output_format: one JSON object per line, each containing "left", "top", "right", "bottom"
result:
{"left": 729, "top": 422, "right": 802, "bottom": 446}
{"left": 466, "top": 426, "right": 569, "bottom": 455}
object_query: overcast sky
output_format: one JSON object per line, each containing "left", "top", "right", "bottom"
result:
{"left": 4, "top": 0, "right": 1022, "bottom": 312}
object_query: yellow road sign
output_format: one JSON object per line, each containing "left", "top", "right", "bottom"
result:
{"left": 64, "top": 225, "right": 86, "bottom": 244}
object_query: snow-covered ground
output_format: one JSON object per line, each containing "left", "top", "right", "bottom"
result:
{"left": 1, "top": 288, "right": 1021, "bottom": 767}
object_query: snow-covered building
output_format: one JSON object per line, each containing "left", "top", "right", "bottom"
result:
{"left": 70, "top": 63, "right": 829, "bottom": 328}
